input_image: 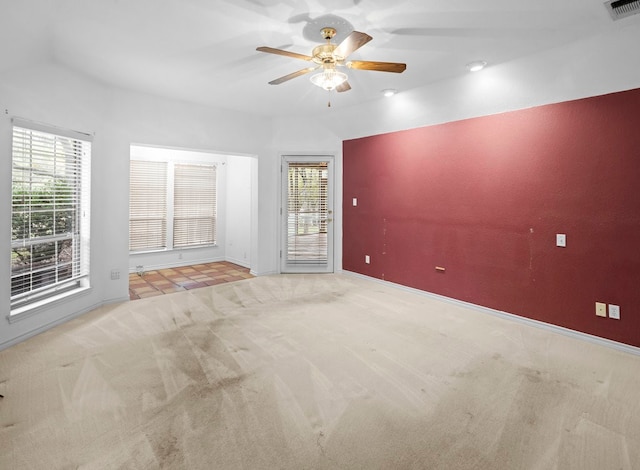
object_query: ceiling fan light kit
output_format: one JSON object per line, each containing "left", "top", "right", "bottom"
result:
{"left": 310, "top": 67, "right": 348, "bottom": 91}
{"left": 257, "top": 25, "right": 406, "bottom": 96}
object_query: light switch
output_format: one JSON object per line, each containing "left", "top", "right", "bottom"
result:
{"left": 365, "top": 255, "right": 370, "bottom": 264}
{"left": 556, "top": 234, "right": 566, "bottom": 247}
{"left": 353, "top": 198, "right": 358, "bottom": 206}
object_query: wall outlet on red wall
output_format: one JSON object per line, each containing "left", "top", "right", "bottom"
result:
{"left": 608, "top": 304, "right": 620, "bottom": 320}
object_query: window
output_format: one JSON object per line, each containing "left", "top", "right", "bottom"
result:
{"left": 10, "top": 120, "right": 91, "bottom": 312}
{"left": 129, "top": 153, "right": 217, "bottom": 252}
{"left": 286, "top": 162, "right": 329, "bottom": 263}
{"left": 129, "top": 160, "right": 168, "bottom": 251}
{"left": 173, "top": 163, "right": 217, "bottom": 247}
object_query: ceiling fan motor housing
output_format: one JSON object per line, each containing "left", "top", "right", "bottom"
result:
{"left": 312, "top": 44, "right": 343, "bottom": 65}
{"left": 312, "top": 28, "right": 345, "bottom": 65}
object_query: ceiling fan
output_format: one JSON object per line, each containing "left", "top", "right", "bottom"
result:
{"left": 257, "top": 27, "right": 406, "bottom": 93}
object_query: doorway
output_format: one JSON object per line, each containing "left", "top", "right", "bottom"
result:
{"left": 281, "top": 155, "right": 334, "bottom": 273}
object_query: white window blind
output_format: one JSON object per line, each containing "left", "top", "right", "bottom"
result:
{"left": 11, "top": 123, "right": 91, "bottom": 310}
{"left": 174, "top": 163, "right": 217, "bottom": 247}
{"left": 128, "top": 157, "right": 217, "bottom": 252}
{"left": 286, "top": 162, "right": 328, "bottom": 263}
{"left": 129, "top": 160, "right": 168, "bottom": 251}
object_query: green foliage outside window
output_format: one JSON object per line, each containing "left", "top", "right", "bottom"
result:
{"left": 11, "top": 180, "right": 75, "bottom": 293}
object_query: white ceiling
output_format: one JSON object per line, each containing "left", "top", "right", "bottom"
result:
{"left": 0, "top": 0, "right": 627, "bottom": 118}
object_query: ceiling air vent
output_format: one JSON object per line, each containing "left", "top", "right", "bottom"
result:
{"left": 604, "top": 0, "right": 640, "bottom": 20}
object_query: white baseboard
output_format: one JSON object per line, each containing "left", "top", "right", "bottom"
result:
{"left": 251, "top": 269, "right": 277, "bottom": 277}
{"left": 225, "top": 256, "right": 250, "bottom": 269}
{"left": 129, "top": 257, "right": 225, "bottom": 273}
{"left": 341, "top": 270, "right": 640, "bottom": 357}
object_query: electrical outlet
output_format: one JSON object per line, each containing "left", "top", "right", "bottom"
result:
{"left": 595, "top": 302, "right": 607, "bottom": 317}
{"left": 365, "top": 255, "right": 370, "bottom": 264}
{"left": 556, "top": 234, "right": 566, "bottom": 247}
{"left": 608, "top": 304, "right": 620, "bottom": 320}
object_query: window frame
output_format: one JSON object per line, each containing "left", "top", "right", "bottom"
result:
{"left": 129, "top": 147, "right": 219, "bottom": 254}
{"left": 129, "top": 159, "right": 169, "bottom": 251}
{"left": 10, "top": 118, "right": 92, "bottom": 317}
{"left": 172, "top": 162, "right": 218, "bottom": 248}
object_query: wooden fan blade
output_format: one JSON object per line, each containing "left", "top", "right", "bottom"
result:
{"left": 336, "top": 81, "right": 351, "bottom": 93}
{"left": 333, "top": 31, "right": 373, "bottom": 58}
{"left": 347, "top": 60, "right": 406, "bottom": 73}
{"left": 256, "top": 46, "right": 313, "bottom": 62}
{"left": 268, "top": 67, "right": 317, "bottom": 85}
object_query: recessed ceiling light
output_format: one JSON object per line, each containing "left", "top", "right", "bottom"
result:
{"left": 466, "top": 60, "right": 487, "bottom": 72}
{"left": 382, "top": 89, "right": 397, "bottom": 97}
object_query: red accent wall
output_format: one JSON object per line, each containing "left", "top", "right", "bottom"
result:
{"left": 343, "top": 88, "right": 640, "bottom": 347}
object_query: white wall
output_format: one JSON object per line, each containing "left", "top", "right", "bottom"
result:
{"left": 269, "top": 115, "right": 343, "bottom": 271}
{"left": 1, "top": 64, "right": 113, "bottom": 349}
{"left": 226, "top": 156, "right": 254, "bottom": 268}
{"left": 0, "top": 62, "right": 274, "bottom": 350}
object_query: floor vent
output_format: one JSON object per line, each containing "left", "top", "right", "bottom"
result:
{"left": 605, "top": 0, "right": 640, "bottom": 20}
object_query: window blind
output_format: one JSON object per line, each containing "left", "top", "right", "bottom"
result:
{"left": 11, "top": 124, "right": 91, "bottom": 309}
{"left": 129, "top": 160, "right": 168, "bottom": 251}
{"left": 286, "top": 162, "right": 328, "bottom": 263}
{"left": 173, "top": 163, "right": 217, "bottom": 247}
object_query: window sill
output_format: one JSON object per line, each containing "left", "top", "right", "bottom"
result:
{"left": 8, "top": 286, "right": 93, "bottom": 324}
{"left": 129, "top": 244, "right": 218, "bottom": 256}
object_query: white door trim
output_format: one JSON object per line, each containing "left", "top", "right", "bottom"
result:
{"left": 280, "top": 154, "right": 334, "bottom": 273}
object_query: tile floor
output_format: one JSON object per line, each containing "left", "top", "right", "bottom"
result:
{"left": 128, "top": 261, "right": 253, "bottom": 300}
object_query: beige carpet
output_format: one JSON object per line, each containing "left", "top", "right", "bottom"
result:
{"left": 1, "top": 273, "right": 639, "bottom": 469}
